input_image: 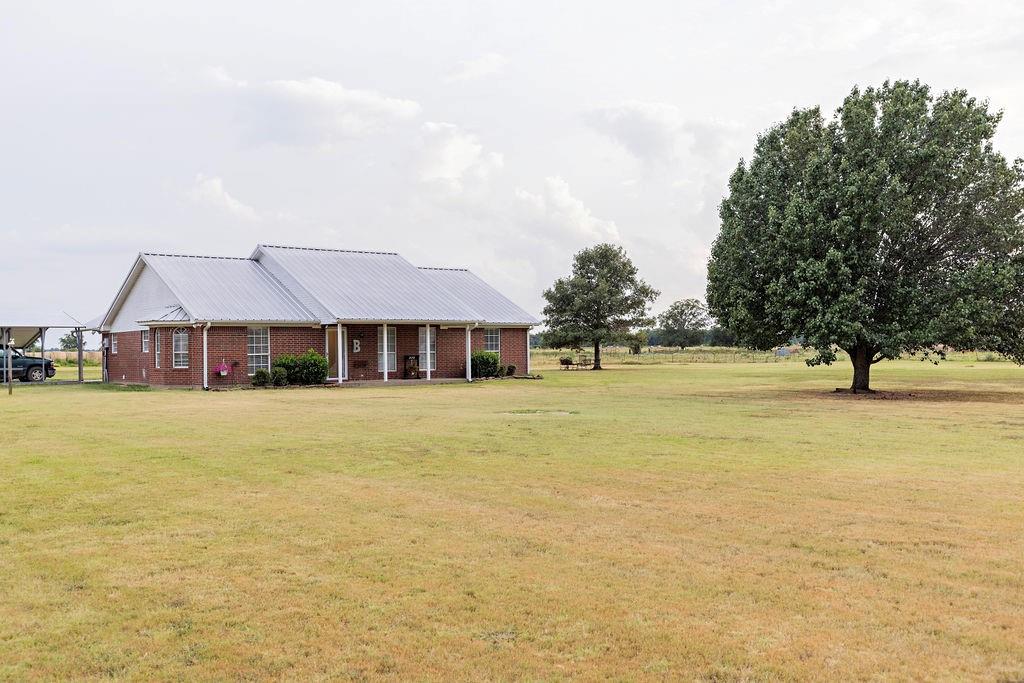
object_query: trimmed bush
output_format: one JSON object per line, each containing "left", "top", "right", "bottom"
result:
{"left": 273, "top": 354, "right": 299, "bottom": 383}
{"left": 251, "top": 368, "right": 271, "bottom": 387}
{"left": 271, "top": 366, "right": 289, "bottom": 386}
{"left": 497, "top": 364, "right": 507, "bottom": 377}
{"left": 506, "top": 364, "right": 516, "bottom": 376}
{"left": 274, "top": 349, "right": 329, "bottom": 385}
{"left": 470, "top": 350, "right": 500, "bottom": 377}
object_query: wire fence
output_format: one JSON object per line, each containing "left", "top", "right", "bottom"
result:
{"left": 530, "top": 346, "right": 1016, "bottom": 367}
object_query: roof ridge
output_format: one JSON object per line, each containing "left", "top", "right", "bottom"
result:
{"left": 419, "top": 266, "right": 470, "bottom": 272}
{"left": 259, "top": 244, "right": 399, "bottom": 256}
{"left": 249, "top": 259, "right": 320, "bottom": 321}
{"left": 143, "top": 252, "right": 249, "bottom": 261}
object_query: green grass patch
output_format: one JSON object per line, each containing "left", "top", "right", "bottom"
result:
{"left": 2, "top": 360, "right": 1023, "bottom": 679}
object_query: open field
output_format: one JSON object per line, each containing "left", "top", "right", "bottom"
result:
{"left": 2, "top": 360, "right": 1023, "bottom": 680}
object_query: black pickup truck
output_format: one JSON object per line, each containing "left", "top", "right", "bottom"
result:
{"left": 0, "top": 348, "right": 57, "bottom": 382}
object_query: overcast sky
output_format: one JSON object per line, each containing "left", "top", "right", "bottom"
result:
{"left": 2, "top": 1, "right": 1023, "bottom": 328}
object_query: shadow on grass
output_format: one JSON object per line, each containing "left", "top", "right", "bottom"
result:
{"left": 24, "top": 382, "right": 152, "bottom": 392}
{"left": 799, "top": 388, "right": 1024, "bottom": 404}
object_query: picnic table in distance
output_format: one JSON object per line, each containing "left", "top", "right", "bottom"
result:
{"left": 559, "top": 353, "right": 593, "bottom": 370}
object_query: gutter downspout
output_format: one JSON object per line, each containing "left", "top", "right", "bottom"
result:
{"left": 202, "top": 322, "right": 211, "bottom": 390}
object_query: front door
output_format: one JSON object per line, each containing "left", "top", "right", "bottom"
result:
{"left": 326, "top": 326, "right": 348, "bottom": 380}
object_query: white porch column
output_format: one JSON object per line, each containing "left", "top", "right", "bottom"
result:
{"left": 465, "top": 325, "right": 472, "bottom": 382}
{"left": 425, "top": 325, "right": 432, "bottom": 381}
{"left": 382, "top": 322, "right": 388, "bottom": 382}
{"left": 337, "top": 323, "right": 344, "bottom": 384}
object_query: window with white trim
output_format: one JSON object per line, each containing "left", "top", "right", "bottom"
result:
{"left": 377, "top": 326, "right": 397, "bottom": 373}
{"left": 111, "top": 334, "right": 118, "bottom": 355}
{"left": 141, "top": 330, "right": 150, "bottom": 353}
{"left": 154, "top": 330, "right": 161, "bottom": 368}
{"left": 247, "top": 327, "right": 270, "bottom": 374}
{"left": 172, "top": 328, "right": 189, "bottom": 368}
{"left": 418, "top": 326, "right": 436, "bottom": 371}
{"left": 484, "top": 328, "right": 500, "bottom": 353}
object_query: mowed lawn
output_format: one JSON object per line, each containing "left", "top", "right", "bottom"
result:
{"left": 2, "top": 361, "right": 1023, "bottom": 680}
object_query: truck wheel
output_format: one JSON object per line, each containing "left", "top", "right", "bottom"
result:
{"left": 26, "top": 366, "right": 45, "bottom": 382}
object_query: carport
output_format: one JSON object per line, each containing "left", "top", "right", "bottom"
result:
{"left": 2, "top": 316, "right": 97, "bottom": 395}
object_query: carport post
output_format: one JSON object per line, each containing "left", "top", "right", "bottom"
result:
{"left": 5, "top": 328, "right": 11, "bottom": 395}
{"left": 77, "top": 328, "right": 84, "bottom": 383}
{"left": 39, "top": 328, "right": 46, "bottom": 382}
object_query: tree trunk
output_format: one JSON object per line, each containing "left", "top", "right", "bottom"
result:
{"left": 849, "top": 344, "right": 873, "bottom": 393}
{"left": 593, "top": 340, "right": 602, "bottom": 370}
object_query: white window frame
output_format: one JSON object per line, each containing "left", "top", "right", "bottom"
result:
{"left": 247, "top": 327, "right": 271, "bottom": 375}
{"left": 418, "top": 326, "right": 436, "bottom": 371}
{"left": 484, "top": 328, "right": 501, "bottom": 353}
{"left": 154, "top": 329, "right": 161, "bottom": 368}
{"left": 141, "top": 329, "right": 150, "bottom": 353}
{"left": 111, "top": 334, "right": 118, "bottom": 355}
{"left": 172, "top": 327, "right": 189, "bottom": 369}
{"left": 377, "top": 326, "right": 397, "bottom": 373}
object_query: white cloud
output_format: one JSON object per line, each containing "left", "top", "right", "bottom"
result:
{"left": 585, "top": 101, "right": 740, "bottom": 167}
{"left": 585, "top": 101, "right": 684, "bottom": 164}
{"left": 515, "top": 176, "right": 620, "bottom": 243}
{"left": 188, "top": 173, "right": 260, "bottom": 221}
{"left": 445, "top": 53, "right": 509, "bottom": 82}
{"left": 417, "top": 122, "right": 504, "bottom": 193}
{"left": 206, "top": 68, "right": 421, "bottom": 146}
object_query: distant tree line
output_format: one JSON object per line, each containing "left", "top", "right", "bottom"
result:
{"left": 533, "top": 295, "right": 737, "bottom": 353}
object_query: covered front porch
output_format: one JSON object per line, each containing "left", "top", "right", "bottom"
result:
{"left": 323, "top": 322, "right": 477, "bottom": 383}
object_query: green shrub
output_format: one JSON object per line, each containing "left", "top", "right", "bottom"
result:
{"left": 273, "top": 354, "right": 299, "bottom": 383}
{"left": 297, "top": 349, "right": 329, "bottom": 384}
{"left": 271, "top": 366, "right": 288, "bottom": 386}
{"left": 506, "top": 364, "right": 516, "bottom": 376}
{"left": 497, "top": 364, "right": 507, "bottom": 377}
{"left": 470, "top": 350, "right": 500, "bottom": 377}
{"left": 274, "top": 349, "right": 329, "bottom": 385}
{"left": 251, "top": 368, "right": 271, "bottom": 387}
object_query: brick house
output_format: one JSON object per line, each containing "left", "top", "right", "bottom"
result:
{"left": 98, "top": 245, "right": 538, "bottom": 388}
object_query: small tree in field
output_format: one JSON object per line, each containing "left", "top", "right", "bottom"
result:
{"left": 658, "top": 299, "right": 710, "bottom": 349}
{"left": 707, "top": 80, "right": 1024, "bottom": 392}
{"left": 543, "top": 244, "right": 659, "bottom": 369}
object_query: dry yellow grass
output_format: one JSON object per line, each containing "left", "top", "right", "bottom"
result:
{"left": 2, "top": 360, "right": 1023, "bottom": 680}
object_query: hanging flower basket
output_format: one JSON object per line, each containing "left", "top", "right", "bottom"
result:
{"left": 213, "top": 362, "right": 230, "bottom": 377}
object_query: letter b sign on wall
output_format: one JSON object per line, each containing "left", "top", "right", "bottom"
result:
{"left": 352, "top": 339, "right": 361, "bottom": 353}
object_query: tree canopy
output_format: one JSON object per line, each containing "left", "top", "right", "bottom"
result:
{"left": 59, "top": 332, "right": 80, "bottom": 351}
{"left": 707, "top": 80, "right": 1024, "bottom": 392}
{"left": 542, "top": 243, "right": 659, "bottom": 369}
{"left": 657, "top": 299, "right": 710, "bottom": 349}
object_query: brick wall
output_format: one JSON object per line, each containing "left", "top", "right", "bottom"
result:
{"left": 107, "top": 325, "right": 325, "bottom": 388}
{"left": 104, "top": 330, "right": 149, "bottom": 383}
{"left": 106, "top": 324, "right": 530, "bottom": 386}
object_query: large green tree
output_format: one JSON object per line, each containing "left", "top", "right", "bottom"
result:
{"left": 543, "top": 244, "right": 659, "bottom": 369}
{"left": 658, "top": 299, "right": 710, "bottom": 349}
{"left": 707, "top": 80, "right": 1024, "bottom": 392}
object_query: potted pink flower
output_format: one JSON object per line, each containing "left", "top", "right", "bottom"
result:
{"left": 213, "top": 361, "right": 230, "bottom": 377}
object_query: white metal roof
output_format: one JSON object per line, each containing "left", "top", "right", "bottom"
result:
{"left": 135, "top": 304, "right": 190, "bottom": 324}
{"left": 252, "top": 245, "right": 482, "bottom": 323}
{"left": 418, "top": 268, "right": 539, "bottom": 325}
{"left": 140, "top": 254, "right": 317, "bottom": 323}
{"left": 100, "top": 245, "right": 538, "bottom": 329}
